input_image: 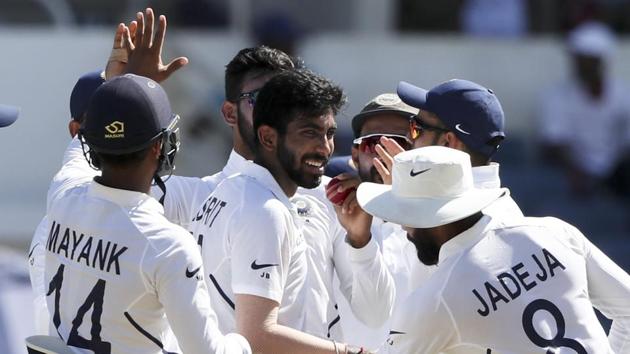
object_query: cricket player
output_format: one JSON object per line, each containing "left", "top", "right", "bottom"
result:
{"left": 154, "top": 45, "right": 394, "bottom": 341}
{"left": 44, "top": 74, "right": 250, "bottom": 354}
{"left": 325, "top": 93, "right": 434, "bottom": 349}
{"left": 359, "top": 146, "right": 630, "bottom": 353}
{"left": 29, "top": 70, "right": 106, "bottom": 335}
{"left": 189, "top": 69, "right": 372, "bottom": 354}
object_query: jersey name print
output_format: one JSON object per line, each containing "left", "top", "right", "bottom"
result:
{"left": 46, "top": 220, "right": 128, "bottom": 275}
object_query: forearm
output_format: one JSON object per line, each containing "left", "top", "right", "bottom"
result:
{"left": 245, "top": 322, "right": 336, "bottom": 354}
{"left": 345, "top": 239, "right": 396, "bottom": 327}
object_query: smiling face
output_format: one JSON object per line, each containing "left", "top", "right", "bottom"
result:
{"left": 277, "top": 111, "right": 337, "bottom": 188}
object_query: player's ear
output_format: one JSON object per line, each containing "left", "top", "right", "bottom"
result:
{"left": 443, "top": 131, "right": 465, "bottom": 150}
{"left": 68, "top": 120, "right": 81, "bottom": 138}
{"left": 221, "top": 101, "right": 237, "bottom": 127}
{"left": 150, "top": 139, "right": 162, "bottom": 159}
{"left": 257, "top": 125, "right": 277, "bottom": 152}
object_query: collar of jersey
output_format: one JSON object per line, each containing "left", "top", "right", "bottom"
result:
{"left": 472, "top": 163, "right": 501, "bottom": 189}
{"left": 240, "top": 161, "right": 294, "bottom": 210}
{"left": 88, "top": 179, "right": 161, "bottom": 212}
{"left": 437, "top": 214, "right": 494, "bottom": 264}
{"left": 223, "top": 149, "right": 249, "bottom": 177}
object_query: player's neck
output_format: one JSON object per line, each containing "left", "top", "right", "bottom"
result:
{"left": 436, "top": 212, "right": 484, "bottom": 246}
{"left": 233, "top": 139, "right": 254, "bottom": 161}
{"left": 253, "top": 154, "right": 298, "bottom": 197}
{"left": 96, "top": 168, "right": 154, "bottom": 195}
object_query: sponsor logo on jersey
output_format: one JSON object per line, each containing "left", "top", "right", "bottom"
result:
{"left": 250, "top": 260, "right": 278, "bottom": 270}
{"left": 104, "top": 121, "right": 125, "bottom": 138}
{"left": 185, "top": 265, "right": 201, "bottom": 278}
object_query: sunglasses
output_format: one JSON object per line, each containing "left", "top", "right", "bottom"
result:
{"left": 353, "top": 133, "right": 412, "bottom": 154}
{"left": 409, "top": 115, "right": 450, "bottom": 140}
{"left": 237, "top": 89, "right": 260, "bottom": 107}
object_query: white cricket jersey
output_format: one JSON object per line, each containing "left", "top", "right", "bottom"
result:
{"left": 292, "top": 180, "right": 396, "bottom": 341}
{"left": 385, "top": 215, "right": 630, "bottom": 354}
{"left": 338, "top": 163, "right": 520, "bottom": 350}
{"left": 336, "top": 217, "right": 432, "bottom": 350}
{"left": 44, "top": 138, "right": 251, "bottom": 354}
{"left": 473, "top": 163, "right": 523, "bottom": 220}
{"left": 188, "top": 161, "right": 308, "bottom": 333}
{"left": 28, "top": 216, "right": 52, "bottom": 335}
{"left": 153, "top": 150, "right": 247, "bottom": 230}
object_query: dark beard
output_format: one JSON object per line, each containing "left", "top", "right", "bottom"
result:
{"left": 236, "top": 107, "right": 256, "bottom": 151}
{"left": 407, "top": 233, "right": 440, "bottom": 266}
{"left": 277, "top": 137, "right": 327, "bottom": 189}
{"left": 358, "top": 165, "right": 383, "bottom": 184}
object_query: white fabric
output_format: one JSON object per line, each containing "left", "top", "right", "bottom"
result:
{"left": 153, "top": 150, "right": 248, "bottom": 230}
{"left": 384, "top": 214, "right": 630, "bottom": 353}
{"left": 293, "top": 180, "right": 395, "bottom": 341}
{"left": 188, "top": 161, "right": 308, "bottom": 333}
{"left": 357, "top": 146, "right": 506, "bottom": 228}
{"left": 340, "top": 162, "right": 521, "bottom": 350}
{"left": 336, "top": 218, "right": 433, "bottom": 350}
{"left": 567, "top": 21, "right": 616, "bottom": 58}
{"left": 28, "top": 217, "right": 51, "bottom": 335}
{"left": 44, "top": 138, "right": 251, "bottom": 354}
{"left": 473, "top": 163, "right": 524, "bottom": 220}
{"left": 539, "top": 78, "right": 630, "bottom": 177}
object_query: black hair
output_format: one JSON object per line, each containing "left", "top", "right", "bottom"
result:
{"left": 253, "top": 69, "right": 346, "bottom": 146}
{"left": 95, "top": 148, "right": 152, "bottom": 168}
{"left": 224, "top": 45, "right": 301, "bottom": 102}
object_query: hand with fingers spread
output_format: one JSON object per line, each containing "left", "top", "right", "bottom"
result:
{"left": 105, "top": 21, "right": 137, "bottom": 80}
{"left": 373, "top": 136, "right": 406, "bottom": 185}
{"left": 326, "top": 173, "right": 372, "bottom": 248}
{"left": 122, "top": 8, "right": 188, "bottom": 82}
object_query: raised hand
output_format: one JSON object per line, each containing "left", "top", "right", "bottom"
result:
{"left": 373, "top": 136, "right": 406, "bottom": 185}
{"left": 105, "top": 21, "right": 137, "bottom": 80}
{"left": 122, "top": 8, "right": 188, "bottom": 82}
{"left": 326, "top": 173, "right": 372, "bottom": 248}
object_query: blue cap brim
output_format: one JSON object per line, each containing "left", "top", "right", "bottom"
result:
{"left": 397, "top": 81, "right": 429, "bottom": 110}
{"left": 0, "top": 104, "right": 19, "bottom": 128}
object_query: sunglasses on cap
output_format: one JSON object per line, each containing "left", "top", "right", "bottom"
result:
{"left": 353, "top": 133, "right": 413, "bottom": 154}
{"left": 408, "top": 115, "right": 450, "bottom": 140}
{"left": 237, "top": 89, "right": 260, "bottom": 107}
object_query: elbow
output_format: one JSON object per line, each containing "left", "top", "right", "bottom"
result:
{"left": 239, "top": 320, "right": 277, "bottom": 353}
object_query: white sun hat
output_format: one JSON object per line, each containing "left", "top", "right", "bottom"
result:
{"left": 357, "top": 146, "right": 506, "bottom": 228}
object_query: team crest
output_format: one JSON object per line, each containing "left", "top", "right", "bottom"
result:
{"left": 292, "top": 196, "right": 313, "bottom": 217}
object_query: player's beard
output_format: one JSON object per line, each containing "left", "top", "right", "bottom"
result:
{"left": 407, "top": 231, "right": 440, "bottom": 266}
{"left": 358, "top": 164, "right": 383, "bottom": 184}
{"left": 237, "top": 108, "right": 256, "bottom": 152}
{"left": 277, "top": 137, "right": 328, "bottom": 189}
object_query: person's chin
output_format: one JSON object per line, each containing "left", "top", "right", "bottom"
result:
{"left": 299, "top": 174, "right": 322, "bottom": 189}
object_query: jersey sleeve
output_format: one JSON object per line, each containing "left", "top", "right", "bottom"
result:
{"left": 229, "top": 200, "right": 292, "bottom": 303}
{"left": 28, "top": 216, "right": 51, "bottom": 335}
{"left": 47, "top": 137, "right": 98, "bottom": 212}
{"left": 383, "top": 290, "right": 456, "bottom": 354}
{"left": 150, "top": 176, "right": 210, "bottom": 230}
{"left": 152, "top": 230, "right": 251, "bottom": 354}
{"left": 577, "top": 231, "right": 630, "bottom": 352}
{"left": 333, "top": 224, "right": 396, "bottom": 328}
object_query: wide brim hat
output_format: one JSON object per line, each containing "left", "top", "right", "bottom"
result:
{"left": 357, "top": 146, "right": 505, "bottom": 228}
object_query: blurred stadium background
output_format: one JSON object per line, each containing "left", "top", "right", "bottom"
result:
{"left": 1, "top": 0, "right": 629, "bottom": 350}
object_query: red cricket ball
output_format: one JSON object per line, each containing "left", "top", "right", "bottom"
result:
{"left": 326, "top": 177, "right": 356, "bottom": 206}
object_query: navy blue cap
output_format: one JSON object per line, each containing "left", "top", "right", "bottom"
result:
{"left": 397, "top": 79, "right": 505, "bottom": 157}
{"left": 70, "top": 70, "right": 106, "bottom": 121}
{"left": 0, "top": 104, "right": 19, "bottom": 128}
{"left": 81, "top": 74, "right": 176, "bottom": 154}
